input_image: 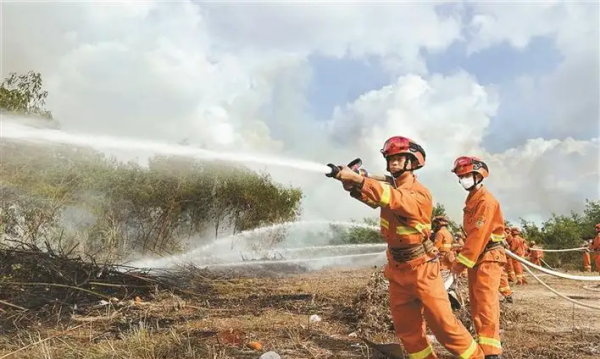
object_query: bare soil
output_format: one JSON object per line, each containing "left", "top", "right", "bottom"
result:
{"left": 0, "top": 265, "right": 598, "bottom": 359}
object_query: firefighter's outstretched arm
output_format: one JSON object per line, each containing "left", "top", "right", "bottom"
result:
{"left": 359, "top": 177, "right": 426, "bottom": 219}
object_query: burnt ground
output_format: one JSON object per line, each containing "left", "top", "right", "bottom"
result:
{"left": 0, "top": 265, "right": 599, "bottom": 359}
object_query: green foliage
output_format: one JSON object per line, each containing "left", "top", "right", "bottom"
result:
{"left": 328, "top": 217, "right": 382, "bottom": 245}
{"left": 519, "top": 200, "right": 600, "bottom": 269}
{"left": 0, "top": 71, "right": 53, "bottom": 120}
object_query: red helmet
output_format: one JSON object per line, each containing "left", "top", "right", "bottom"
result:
{"left": 451, "top": 156, "right": 489, "bottom": 178}
{"left": 380, "top": 136, "right": 426, "bottom": 170}
{"left": 510, "top": 227, "right": 520, "bottom": 235}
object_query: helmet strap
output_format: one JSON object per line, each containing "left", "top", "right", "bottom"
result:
{"left": 387, "top": 154, "right": 413, "bottom": 178}
{"left": 465, "top": 173, "right": 484, "bottom": 191}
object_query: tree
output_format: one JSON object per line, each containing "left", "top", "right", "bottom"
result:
{"left": 0, "top": 71, "right": 53, "bottom": 120}
{"left": 515, "top": 200, "right": 600, "bottom": 269}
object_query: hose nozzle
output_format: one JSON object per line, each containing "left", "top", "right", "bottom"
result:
{"left": 325, "top": 163, "right": 340, "bottom": 178}
{"left": 325, "top": 158, "right": 364, "bottom": 178}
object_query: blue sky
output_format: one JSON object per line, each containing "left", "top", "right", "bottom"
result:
{"left": 306, "top": 34, "right": 567, "bottom": 153}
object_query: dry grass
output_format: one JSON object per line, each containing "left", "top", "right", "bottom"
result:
{"left": 1, "top": 266, "right": 599, "bottom": 359}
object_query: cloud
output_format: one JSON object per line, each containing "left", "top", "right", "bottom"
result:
{"left": 1, "top": 1, "right": 598, "bottom": 231}
{"left": 466, "top": 1, "right": 600, "bottom": 139}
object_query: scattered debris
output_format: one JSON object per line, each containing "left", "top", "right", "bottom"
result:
{"left": 309, "top": 314, "right": 321, "bottom": 323}
{"left": 247, "top": 341, "right": 263, "bottom": 350}
{"left": 351, "top": 266, "right": 393, "bottom": 334}
{"left": 0, "top": 242, "right": 199, "bottom": 332}
{"left": 259, "top": 352, "right": 281, "bottom": 359}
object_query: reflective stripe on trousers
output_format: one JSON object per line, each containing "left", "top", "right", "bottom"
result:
{"left": 408, "top": 344, "right": 433, "bottom": 359}
{"left": 478, "top": 336, "right": 502, "bottom": 350}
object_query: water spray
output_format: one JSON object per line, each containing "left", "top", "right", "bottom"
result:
{"left": 128, "top": 220, "right": 385, "bottom": 269}
{"left": 1, "top": 120, "right": 331, "bottom": 174}
{"left": 203, "top": 252, "right": 384, "bottom": 268}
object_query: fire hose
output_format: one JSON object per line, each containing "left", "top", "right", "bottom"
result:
{"left": 506, "top": 250, "right": 600, "bottom": 310}
{"left": 536, "top": 247, "right": 587, "bottom": 252}
{"left": 520, "top": 262, "right": 600, "bottom": 310}
{"left": 506, "top": 250, "right": 600, "bottom": 281}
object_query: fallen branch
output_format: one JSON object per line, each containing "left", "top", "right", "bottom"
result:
{"left": 0, "top": 300, "right": 28, "bottom": 312}
{"left": 71, "top": 310, "right": 121, "bottom": 323}
{"left": 0, "top": 281, "right": 112, "bottom": 300}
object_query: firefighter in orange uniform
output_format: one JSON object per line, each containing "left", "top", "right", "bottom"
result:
{"left": 503, "top": 228, "right": 515, "bottom": 282}
{"left": 528, "top": 241, "right": 543, "bottom": 266}
{"left": 333, "top": 136, "right": 483, "bottom": 359}
{"left": 433, "top": 215, "right": 455, "bottom": 270}
{"left": 450, "top": 156, "right": 506, "bottom": 359}
{"left": 509, "top": 228, "right": 527, "bottom": 285}
{"left": 583, "top": 239, "right": 592, "bottom": 272}
{"left": 590, "top": 224, "right": 600, "bottom": 274}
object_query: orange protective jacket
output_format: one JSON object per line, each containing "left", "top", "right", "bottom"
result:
{"left": 353, "top": 174, "right": 432, "bottom": 249}
{"left": 510, "top": 235, "right": 525, "bottom": 256}
{"left": 456, "top": 186, "right": 507, "bottom": 269}
{"left": 434, "top": 226, "right": 454, "bottom": 253}
{"left": 523, "top": 241, "right": 530, "bottom": 256}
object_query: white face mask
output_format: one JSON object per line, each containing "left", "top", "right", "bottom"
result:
{"left": 459, "top": 176, "right": 475, "bottom": 190}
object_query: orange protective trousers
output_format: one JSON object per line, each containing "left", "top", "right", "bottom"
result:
{"left": 385, "top": 259, "right": 483, "bottom": 359}
{"left": 594, "top": 253, "right": 600, "bottom": 274}
{"left": 511, "top": 258, "right": 526, "bottom": 284}
{"left": 499, "top": 269, "right": 512, "bottom": 296}
{"left": 529, "top": 257, "right": 541, "bottom": 266}
{"left": 505, "top": 258, "right": 515, "bottom": 281}
{"left": 468, "top": 261, "right": 504, "bottom": 356}
{"left": 583, "top": 252, "right": 591, "bottom": 272}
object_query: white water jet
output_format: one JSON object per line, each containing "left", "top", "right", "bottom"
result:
{"left": 0, "top": 119, "right": 331, "bottom": 174}
{"left": 129, "top": 220, "right": 382, "bottom": 269}
{"left": 205, "top": 252, "right": 385, "bottom": 269}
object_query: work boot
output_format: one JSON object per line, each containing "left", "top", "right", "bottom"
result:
{"left": 505, "top": 295, "right": 513, "bottom": 304}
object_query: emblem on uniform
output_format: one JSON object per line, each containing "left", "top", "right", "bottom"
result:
{"left": 476, "top": 218, "right": 487, "bottom": 228}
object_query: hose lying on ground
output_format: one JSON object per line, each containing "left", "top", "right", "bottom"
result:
{"left": 536, "top": 247, "right": 586, "bottom": 253}
{"left": 582, "top": 284, "right": 600, "bottom": 292}
{"left": 520, "top": 263, "right": 600, "bottom": 310}
{"left": 506, "top": 250, "right": 600, "bottom": 281}
{"left": 540, "top": 258, "right": 556, "bottom": 270}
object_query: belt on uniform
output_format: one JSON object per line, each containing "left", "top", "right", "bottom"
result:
{"left": 484, "top": 241, "right": 503, "bottom": 252}
{"left": 389, "top": 240, "right": 438, "bottom": 263}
